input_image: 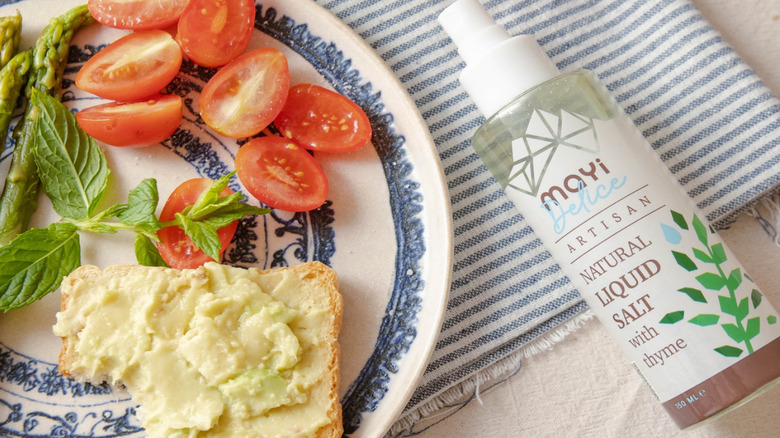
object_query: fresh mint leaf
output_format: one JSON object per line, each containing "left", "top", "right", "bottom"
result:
{"left": 201, "top": 203, "right": 271, "bottom": 229}
{"left": 182, "top": 193, "right": 244, "bottom": 220}
{"left": 0, "top": 223, "right": 80, "bottom": 311}
{"left": 91, "top": 203, "right": 127, "bottom": 222}
{"left": 118, "top": 178, "right": 162, "bottom": 235}
{"left": 177, "top": 212, "right": 222, "bottom": 262}
{"left": 190, "top": 192, "right": 246, "bottom": 220}
{"left": 134, "top": 234, "right": 169, "bottom": 267}
{"left": 187, "top": 172, "right": 237, "bottom": 219}
{"left": 31, "top": 90, "right": 109, "bottom": 220}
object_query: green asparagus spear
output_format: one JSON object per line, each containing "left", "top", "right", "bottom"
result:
{"left": 0, "top": 12, "right": 28, "bottom": 139}
{"left": 0, "top": 5, "right": 95, "bottom": 246}
{"left": 25, "top": 5, "right": 95, "bottom": 100}
{"left": 0, "top": 50, "right": 31, "bottom": 142}
{"left": 0, "top": 12, "right": 22, "bottom": 70}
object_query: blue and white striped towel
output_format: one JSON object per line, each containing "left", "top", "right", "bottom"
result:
{"left": 316, "top": 0, "right": 780, "bottom": 434}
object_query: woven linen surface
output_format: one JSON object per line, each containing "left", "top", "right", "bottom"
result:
{"left": 313, "top": 0, "right": 780, "bottom": 434}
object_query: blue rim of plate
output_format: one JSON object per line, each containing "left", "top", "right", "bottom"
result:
{"left": 0, "top": 2, "right": 426, "bottom": 436}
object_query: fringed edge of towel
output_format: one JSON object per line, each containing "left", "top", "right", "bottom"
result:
{"left": 387, "top": 309, "right": 596, "bottom": 437}
{"left": 747, "top": 192, "right": 780, "bottom": 247}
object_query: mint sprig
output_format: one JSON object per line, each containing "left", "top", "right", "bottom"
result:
{"left": 0, "top": 93, "right": 270, "bottom": 312}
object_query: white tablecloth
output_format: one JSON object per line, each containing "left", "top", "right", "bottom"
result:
{"left": 409, "top": 0, "right": 780, "bottom": 436}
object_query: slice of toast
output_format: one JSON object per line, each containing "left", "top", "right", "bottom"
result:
{"left": 54, "top": 261, "right": 343, "bottom": 438}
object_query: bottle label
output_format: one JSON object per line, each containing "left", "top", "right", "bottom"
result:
{"left": 502, "top": 108, "right": 780, "bottom": 404}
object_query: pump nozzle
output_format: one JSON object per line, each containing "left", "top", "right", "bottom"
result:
{"left": 438, "top": 0, "right": 560, "bottom": 118}
{"left": 438, "top": 0, "right": 510, "bottom": 65}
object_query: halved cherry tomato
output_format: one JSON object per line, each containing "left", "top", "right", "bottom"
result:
{"left": 76, "top": 94, "right": 183, "bottom": 147}
{"left": 176, "top": 0, "right": 256, "bottom": 68}
{"left": 156, "top": 178, "right": 239, "bottom": 269}
{"left": 88, "top": 0, "right": 189, "bottom": 30}
{"left": 274, "top": 84, "right": 372, "bottom": 153}
{"left": 76, "top": 30, "right": 183, "bottom": 102}
{"left": 199, "top": 48, "right": 289, "bottom": 138}
{"left": 235, "top": 136, "right": 328, "bottom": 212}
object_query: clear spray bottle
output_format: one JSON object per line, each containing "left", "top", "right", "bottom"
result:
{"left": 439, "top": 0, "right": 780, "bottom": 429}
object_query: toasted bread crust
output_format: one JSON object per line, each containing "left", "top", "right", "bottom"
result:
{"left": 57, "top": 262, "right": 343, "bottom": 437}
{"left": 276, "top": 262, "right": 343, "bottom": 438}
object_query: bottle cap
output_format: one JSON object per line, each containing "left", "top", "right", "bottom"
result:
{"left": 438, "top": 0, "right": 559, "bottom": 118}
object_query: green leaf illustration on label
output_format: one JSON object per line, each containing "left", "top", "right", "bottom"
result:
{"left": 721, "top": 324, "right": 745, "bottom": 343}
{"left": 660, "top": 310, "right": 685, "bottom": 324}
{"left": 692, "top": 214, "right": 709, "bottom": 246}
{"left": 714, "top": 345, "right": 743, "bottom": 357}
{"left": 751, "top": 289, "right": 763, "bottom": 308}
{"left": 711, "top": 243, "right": 727, "bottom": 264}
{"left": 671, "top": 210, "right": 688, "bottom": 230}
{"left": 688, "top": 314, "right": 719, "bottom": 326}
{"left": 672, "top": 251, "right": 697, "bottom": 271}
{"left": 696, "top": 272, "right": 725, "bottom": 291}
{"left": 692, "top": 247, "right": 712, "bottom": 263}
{"left": 660, "top": 210, "right": 780, "bottom": 358}
{"left": 678, "top": 287, "right": 706, "bottom": 303}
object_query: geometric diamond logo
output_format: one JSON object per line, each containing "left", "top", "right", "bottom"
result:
{"left": 508, "top": 109, "right": 600, "bottom": 196}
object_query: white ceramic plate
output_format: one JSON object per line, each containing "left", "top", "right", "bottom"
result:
{"left": 0, "top": 1, "right": 452, "bottom": 436}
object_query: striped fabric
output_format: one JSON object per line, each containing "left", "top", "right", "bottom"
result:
{"left": 315, "top": 0, "right": 780, "bottom": 434}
